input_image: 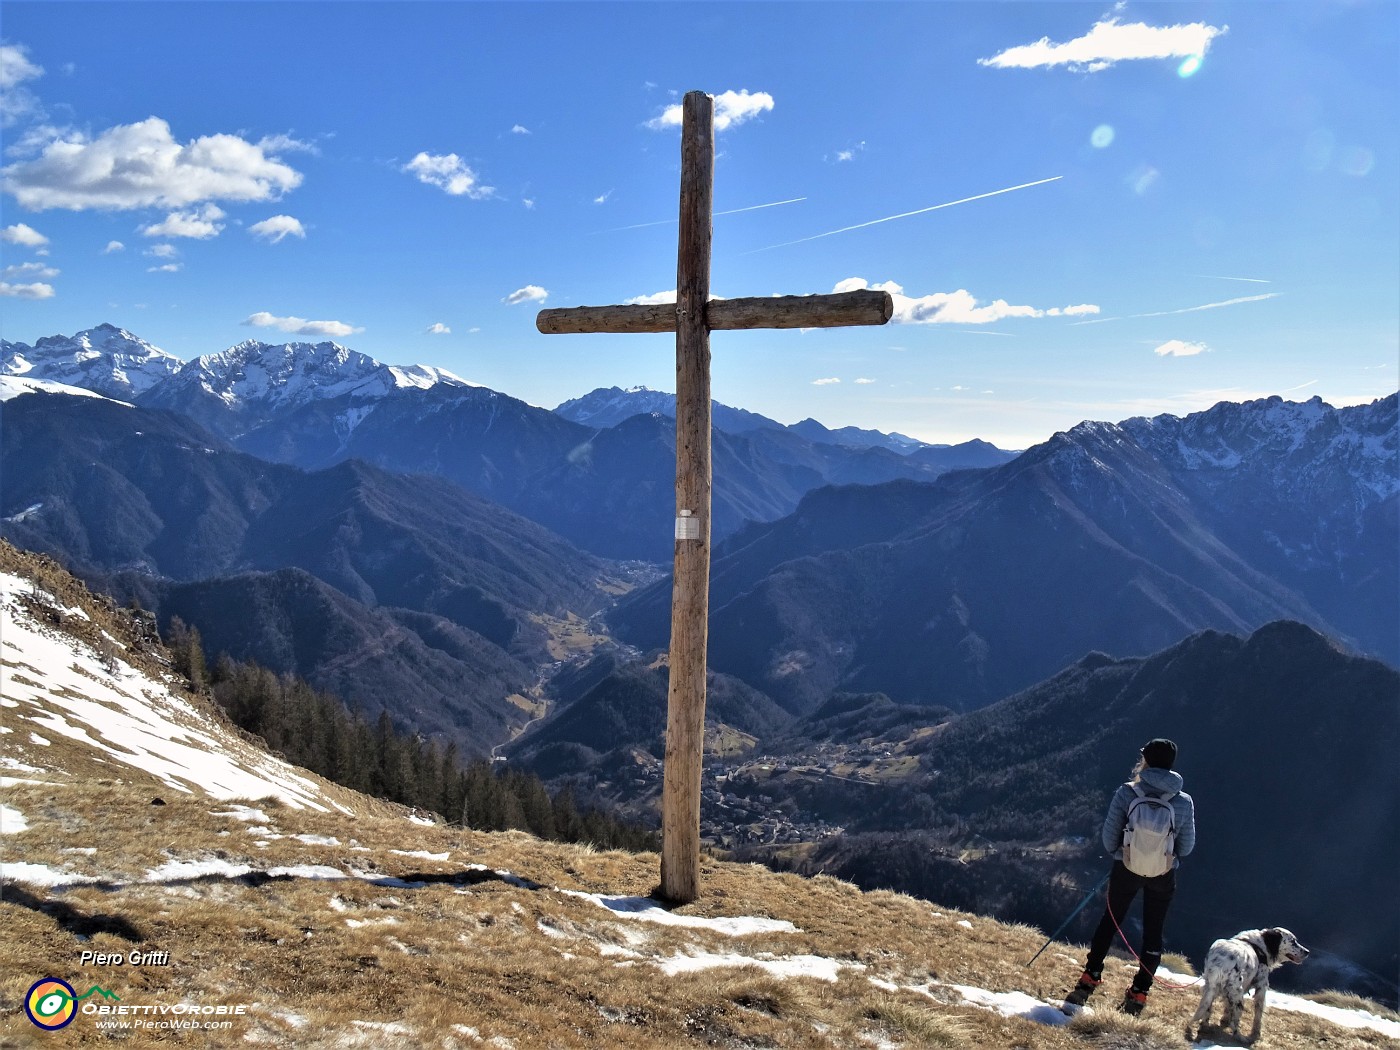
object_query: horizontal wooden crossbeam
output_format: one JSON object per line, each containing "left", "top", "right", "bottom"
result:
{"left": 536, "top": 289, "right": 893, "bottom": 335}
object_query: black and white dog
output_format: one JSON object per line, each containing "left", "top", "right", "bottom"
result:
{"left": 1187, "top": 927, "right": 1309, "bottom": 1044}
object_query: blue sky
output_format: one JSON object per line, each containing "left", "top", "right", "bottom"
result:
{"left": 1, "top": 1, "right": 1395, "bottom": 447}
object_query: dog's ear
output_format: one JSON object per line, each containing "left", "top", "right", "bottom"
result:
{"left": 1263, "top": 928, "right": 1283, "bottom": 961}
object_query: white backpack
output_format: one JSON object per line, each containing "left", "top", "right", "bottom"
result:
{"left": 1122, "top": 783, "right": 1178, "bottom": 877}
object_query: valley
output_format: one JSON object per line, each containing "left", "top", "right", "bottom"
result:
{"left": 2, "top": 325, "right": 1397, "bottom": 1004}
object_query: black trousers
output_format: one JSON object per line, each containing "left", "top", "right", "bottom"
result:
{"left": 1085, "top": 860, "right": 1176, "bottom": 992}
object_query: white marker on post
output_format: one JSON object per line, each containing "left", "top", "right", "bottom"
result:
{"left": 675, "top": 509, "right": 700, "bottom": 541}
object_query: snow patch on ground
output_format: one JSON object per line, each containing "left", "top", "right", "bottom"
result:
{"left": 293, "top": 834, "right": 340, "bottom": 846}
{"left": 0, "top": 570, "right": 337, "bottom": 811}
{"left": 655, "top": 950, "right": 856, "bottom": 982}
{"left": 948, "top": 983, "right": 1071, "bottom": 1026}
{"left": 561, "top": 891, "right": 800, "bottom": 935}
{"left": 0, "top": 861, "right": 100, "bottom": 887}
{"left": 213, "top": 806, "right": 273, "bottom": 823}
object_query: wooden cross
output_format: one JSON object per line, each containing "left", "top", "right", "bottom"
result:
{"left": 537, "top": 91, "right": 891, "bottom": 904}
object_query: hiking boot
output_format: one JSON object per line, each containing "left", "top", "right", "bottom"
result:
{"left": 1120, "top": 987, "right": 1148, "bottom": 1016}
{"left": 1064, "top": 970, "right": 1102, "bottom": 1006}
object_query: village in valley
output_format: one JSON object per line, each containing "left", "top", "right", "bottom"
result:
{"left": 583, "top": 728, "right": 933, "bottom": 850}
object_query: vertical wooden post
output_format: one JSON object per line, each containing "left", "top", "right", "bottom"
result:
{"left": 660, "top": 91, "right": 714, "bottom": 905}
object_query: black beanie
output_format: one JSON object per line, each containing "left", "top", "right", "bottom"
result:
{"left": 1142, "top": 738, "right": 1177, "bottom": 770}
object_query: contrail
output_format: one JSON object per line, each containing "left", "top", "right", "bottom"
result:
{"left": 1195, "top": 275, "right": 1272, "bottom": 283}
{"left": 601, "top": 197, "right": 807, "bottom": 233}
{"left": 1072, "top": 292, "right": 1280, "bottom": 325}
{"left": 745, "top": 176, "right": 1063, "bottom": 253}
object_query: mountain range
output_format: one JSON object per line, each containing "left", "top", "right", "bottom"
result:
{"left": 3, "top": 325, "right": 1395, "bottom": 753}
{"left": 743, "top": 621, "right": 1400, "bottom": 1002}
{"left": 555, "top": 384, "right": 945, "bottom": 455}
{"left": 4, "top": 325, "right": 1397, "bottom": 997}
{"left": 1, "top": 326, "right": 1012, "bottom": 562}
{"left": 612, "top": 393, "right": 1398, "bottom": 715}
{"left": 0, "top": 388, "right": 610, "bottom": 751}
{"left": 9, "top": 544, "right": 1394, "bottom": 1037}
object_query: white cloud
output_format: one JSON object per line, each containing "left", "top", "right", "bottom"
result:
{"left": 2, "top": 261, "right": 58, "bottom": 280}
{"left": 980, "top": 17, "right": 1227, "bottom": 73}
{"left": 249, "top": 215, "right": 306, "bottom": 243}
{"left": 1, "top": 222, "right": 48, "bottom": 247}
{"left": 0, "top": 43, "right": 43, "bottom": 90}
{"left": 139, "top": 204, "right": 226, "bottom": 239}
{"left": 146, "top": 263, "right": 182, "bottom": 273}
{"left": 522, "top": 198, "right": 535, "bottom": 210}
{"left": 812, "top": 377, "right": 841, "bottom": 386}
{"left": 502, "top": 285, "right": 548, "bottom": 306}
{"left": 0, "top": 43, "right": 45, "bottom": 127}
{"left": 426, "top": 322, "right": 451, "bottom": 335}
{"left": 403, "top": 152, "right": 493, "bottom": 198}
{"left": 242, "top": 311, "right": 363, "bottom": 338}
{"left": 834, "top": 278, "right": 1100, "bottom": 325}
{"left": 1154, "top": 339, "right": 1209, "bottom": 357}
{"left": 511, "top": 124, "right": 531, "bottom": 135}
{"left": 854, "top": 377, "right": 876, "bottom": 385}
{"left": 0, "top": 280, "right": 55, "bottom": 298}
{"left": 145, "top": 243, "right": 178, "bottom": 259}
{"left": 594, "top": 190, "right": 612, "bottom": 205}
{"left": 103, "top": 240, "right": 125, "bottom": 253}
{"left": 1, "top": 117, "right": 303, "bottom": 211}
{"left": 621, "top": 290, "right": 729, "bottom": 306}
{"left": 257, "top": 133, "right": 319, "bottom": 155}
{"left": 646, "top": 89, "right": 775, "bottom": 132}
{"left": 624, "top": 290, "right": 676, "bottom": 306}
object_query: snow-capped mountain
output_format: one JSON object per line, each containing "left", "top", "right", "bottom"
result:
{"left": 555, "top": 385, "right": 789, "bottom": 435}
{"left": 139, "top": 338, "right": 476, "bottom": 435}
{"left": 615, "top": 394, "right": 1398, "bottom": 716}
{"left": 1119, "top": 393, "right": 1398, "bottom": 508}
{"left": 0, "top": 323, "right": 182, "bottom": 400}
{"left": 0, "top": 374, "right": 131, "bottom": 406}
{"left": 1052, "top": 394, "right": 1398, "bottom": 575}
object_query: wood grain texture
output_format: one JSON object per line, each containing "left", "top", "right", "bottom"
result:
{"left": 536, "top": 290, "right": 893, "bottom": 334}
{"left": 660, "top": 90, "right": 714, "bottom": 906}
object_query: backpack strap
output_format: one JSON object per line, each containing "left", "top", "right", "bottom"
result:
{"left": 1126, "top": 783, "right": 1179, "bottom": 831}
{"left": 1131, "top": 781, "right": 1179, "bottom": 804}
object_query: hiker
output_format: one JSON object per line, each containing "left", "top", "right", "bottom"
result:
{"left": 1065, "top": 738, "right": 1196, "bottom": 1016}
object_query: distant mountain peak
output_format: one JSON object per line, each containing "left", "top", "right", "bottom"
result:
{"left": 2, "top": 325, "right": 482, "bottom": 421}
{"left": 142, "top": 336, "right": 479, "bottom": 427}
{"left": 555, "top": 387, "right": 938, "bottom": 454}
{"left": 2, "top": 324, "right": 182, "bottom": 400}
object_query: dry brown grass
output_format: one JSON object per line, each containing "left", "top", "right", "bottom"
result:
{"left": 1304, "top": 991, "right": 1399, "bottom": 1021}
{"left": 3, "top": 777, "right": 1394, "bottom": 1050}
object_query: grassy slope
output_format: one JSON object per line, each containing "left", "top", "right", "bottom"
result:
{"left": 2, "top": 546, "right": 1395, "bottom": 1049}
{"left": 3, "top": 782, "right": 1396, "bottom": 1049}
